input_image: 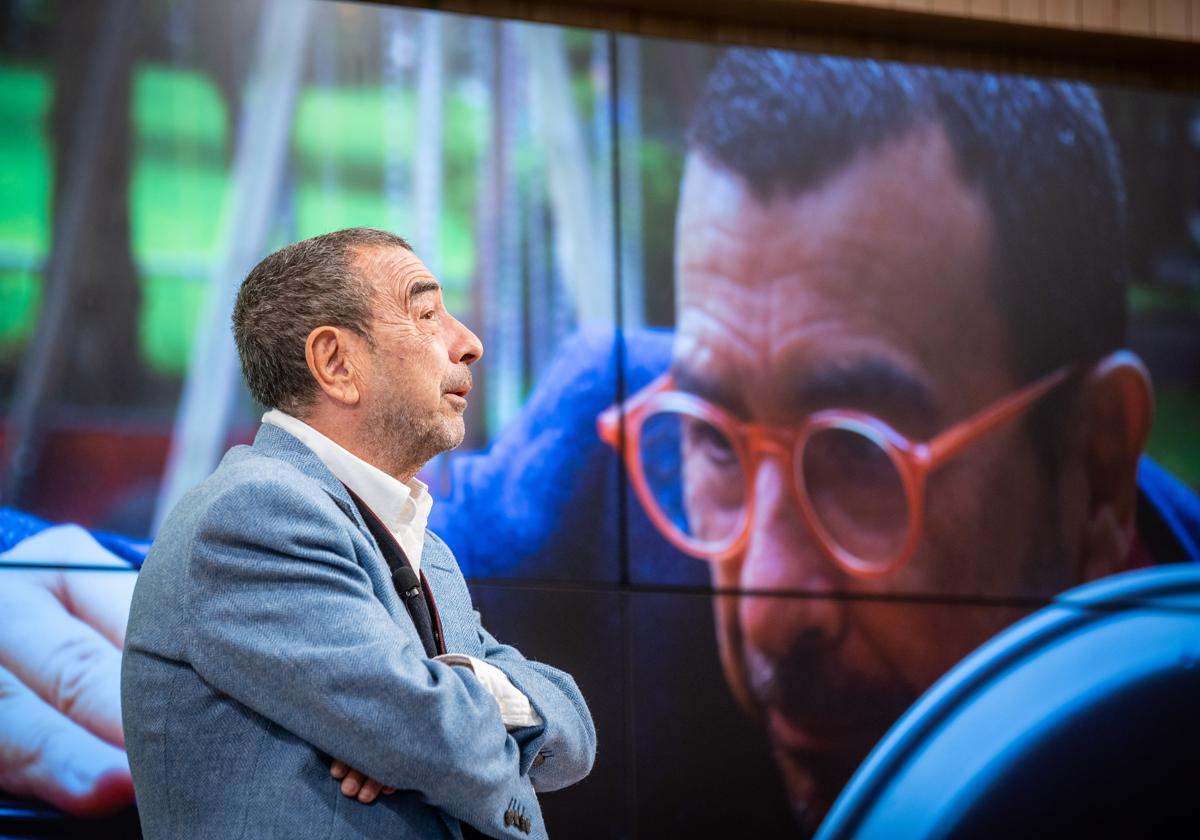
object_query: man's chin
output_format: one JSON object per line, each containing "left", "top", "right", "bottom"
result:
{"left": 770, "top": 733, "right": 869, "bottom": 834}
{"left": 428, "top": 416, "right": 466, "bottom": 455}
{"left": 764, "top": 708, "right": 894, "bottom": 833}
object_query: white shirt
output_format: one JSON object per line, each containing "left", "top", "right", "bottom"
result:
{"left": 261, "top": 410, "right": 542, "bottom": 729}
{"left": 263, "top": 409, "right": 432, "bottom": 570}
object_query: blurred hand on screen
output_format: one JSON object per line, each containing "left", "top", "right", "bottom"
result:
{"left": 0, "top": 526, "right": 136, "bottom": 816}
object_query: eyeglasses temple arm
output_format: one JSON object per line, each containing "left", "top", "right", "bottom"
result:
{"left": 596, "top": 372, "right": 674, "bottom": 448}
{"left": 925, "top": 365, "right": 1073, "bottom": 468}
{"left": 597, "top": 404, "right": 620, "bottom": 447}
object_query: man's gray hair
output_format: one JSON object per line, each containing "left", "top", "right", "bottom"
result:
{"left": 232, "top": 227, "right": 411, "bottom": 415}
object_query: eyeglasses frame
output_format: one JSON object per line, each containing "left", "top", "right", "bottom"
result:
{"left": 597, "top": 361, "right": 1079, "bottom": 578}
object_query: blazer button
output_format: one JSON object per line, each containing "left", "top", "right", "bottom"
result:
{"left": 531, "top": 752, "right": 545, "bottom": 768}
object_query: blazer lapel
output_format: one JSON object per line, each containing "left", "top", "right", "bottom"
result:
{"left": 420, "top": 539, "right": 481, "bottom": 655}
{"left": 251, "top": 423, "right": 375, "bottom": 546}
{"left": 251, "top": 422, "right": 460, "bottom": 656}
{"left": 249, "top": 424, "right": 411, "bottom": 629}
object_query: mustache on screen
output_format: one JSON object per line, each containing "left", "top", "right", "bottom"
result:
{"left": 746, "top": 638, "right": 916, "bottom": 743}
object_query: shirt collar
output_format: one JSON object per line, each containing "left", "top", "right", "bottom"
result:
{"left": 261, "top": 409, "right": 433, "bottom": 537}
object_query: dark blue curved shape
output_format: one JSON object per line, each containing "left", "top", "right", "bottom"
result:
{"left": 817, "top": 564, "right": 1200, "bottom": 840}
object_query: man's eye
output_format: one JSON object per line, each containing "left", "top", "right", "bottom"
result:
{"left": 421, "top": 309, "right": 437, "bottom": 321}
{"left": 685, "top": 420, "right": 737, "bottom": 467}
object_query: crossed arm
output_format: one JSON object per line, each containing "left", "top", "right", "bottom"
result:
{"left": 149, "top": 480, "right": 594, "bottom": 833}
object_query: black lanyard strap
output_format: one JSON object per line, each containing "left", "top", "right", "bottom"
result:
{"left": 342, "top": 485, "right": 441, "bottom": 658}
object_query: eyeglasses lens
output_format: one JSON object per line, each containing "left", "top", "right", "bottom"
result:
{"left": 638, "top": 412, "right": 911, "bottom": 569}
{"left": 639, "top": 410, "right": 746, "bottom": 551}
{"left": 799, "top": 426, "right": 910, "bottom": 568}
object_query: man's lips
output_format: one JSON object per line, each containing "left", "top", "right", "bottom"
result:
{"left": 767, "top": 707, "right": 866, "bottom": 754}
{"left": 748, "top": 645, "right": 915, "bottom": 758}
{"left": 443, "top": 369, "right": 473, "bottom": 400}
{"left": 443, "top": 378, "right": 472, "bottom": 399}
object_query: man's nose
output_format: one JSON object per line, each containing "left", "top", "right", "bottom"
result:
{"left": 738, "top": 459, "right": 846, "bottom": 659}
{"left": 449, "top": 318, "right": 483, "bottom": 365}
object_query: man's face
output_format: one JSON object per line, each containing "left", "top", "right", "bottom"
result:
{"left": 673, "top": 125, "right": 1078, "bottom": 825}
{"left": 358, "top": 246, "right": 483, "bottom": 477}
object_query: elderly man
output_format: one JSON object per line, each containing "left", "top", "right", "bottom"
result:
{"left": 120, "top": 228, "right": 595, "bottom": 839}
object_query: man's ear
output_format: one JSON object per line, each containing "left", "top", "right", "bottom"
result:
{"left": 305, "top": 326, "right": 367, "bottom": 407}
{"left": 1078, "top": 351, "right": 1154, "bottom": 581}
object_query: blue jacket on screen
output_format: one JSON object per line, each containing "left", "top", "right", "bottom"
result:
{"left": 0, "top": 507, "right": 149, "bottom": 567}
{"left": 428, "top": 327, "right": 691, "bottom": 584}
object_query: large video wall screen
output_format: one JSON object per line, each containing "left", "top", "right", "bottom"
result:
{"left": 0, "top": 1, "right": 1197, "bottom": 836}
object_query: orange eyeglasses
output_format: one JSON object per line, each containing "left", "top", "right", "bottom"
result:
{"left": 598, "top": 363, "right": 1078, "bottom": 578}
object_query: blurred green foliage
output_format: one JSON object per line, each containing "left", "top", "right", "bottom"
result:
{"left": 131, "top": 67, "right": 230, "bottom": 374}
{"left": 0, "top": 62, "right": 489, "bottom": 374}
{"left": 0, "top": 65, "right": 51, "bottom": 346}
{"left": 0, "top": 270, "right": 42, "bottom": 344}
{"left": 291, "top": 85, "right": 486, "bottom": 283}
{"left": 0, "top": 66, "right": 51, "bottom": 256}
{"left": 1129, "top": 285, "right": 1200, "bottom": 319}
{"left": 1146, "top": 385, "right": 1200, "bottom": 488}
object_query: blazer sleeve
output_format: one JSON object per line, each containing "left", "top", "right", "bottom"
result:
{"left": 473, "top": 617, "right": 598, "bottom": 793}
{"left": 185, "top": 477, "right": 546, "bottom": 839}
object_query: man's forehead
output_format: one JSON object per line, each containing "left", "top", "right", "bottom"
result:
{"left": 675, "top": 124, "right": 990, "bottom": 292}
{"left": 675, "top": 153, "right": 781, "bottom": 283}
{"left": 670, "top": 128, "right": 999, "bottom": 425}
{"left": 355, "top": 245, "right": 437, "bottom": 299}
{"left": 670, "top": 337, "right": 938, "bottom": 421}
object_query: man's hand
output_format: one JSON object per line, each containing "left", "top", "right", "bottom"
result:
{"left": 0, "top": 564, "right": 136, "bottom": 816}
{"left": 329, "top": 759, "right": 396, "bottom": 804}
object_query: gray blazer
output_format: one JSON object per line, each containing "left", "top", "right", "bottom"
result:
{"left": 122, "top": 423, "right": 596, "bottom": 839}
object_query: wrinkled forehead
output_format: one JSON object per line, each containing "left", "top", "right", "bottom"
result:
{"left": 676, "top": 125, "right": 992, "bottom": 291}
{"left": 353, "top": 245, "right": 434, "bottom": 308}
{"left": 670, "top": 134, "right": 1009, "bottom": 421}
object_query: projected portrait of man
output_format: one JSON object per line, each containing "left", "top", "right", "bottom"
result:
{"left": 2, "top": 38, "right": 1199, "bottom": 840}
{"left": 599, "top": 50, "right": 1197, "bottom": 829}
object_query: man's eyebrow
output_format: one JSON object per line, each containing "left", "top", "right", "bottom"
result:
{"left": 799, "top": 359, "right": 938, "bottom": 418}
{"left": 671, "top": 364, "right": 748, "bottom": 417}
{"left": 407, "top": 280, "right": 441, "bottom": 302}
{"left": 670, "top": 357, "right": 937, "bottom": 419}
